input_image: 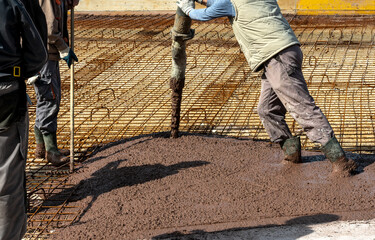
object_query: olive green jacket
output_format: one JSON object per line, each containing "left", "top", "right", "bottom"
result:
{"left": 230, "top": 0, "right": 300, "bottom": 72}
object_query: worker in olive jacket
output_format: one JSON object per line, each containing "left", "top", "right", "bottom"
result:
{"left": 177, "top": 0, "right": 358, "bottom": 176}
{"left": 0, "top": 0, "right": 47, "bottom": 239}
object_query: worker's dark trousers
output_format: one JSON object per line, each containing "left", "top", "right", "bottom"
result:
{"left": 34, "top": 60, "right": 61, "bottom": 135}
{"left": 0, "top": 111, "right": 28, "bottom": 240}
{"left": 257, "top": 44, "right": 334, "bottom": 145}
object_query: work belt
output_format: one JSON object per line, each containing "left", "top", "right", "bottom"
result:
{"left": 0, "top": 66, "right": 22, "bottom": 80}
{"left": 0, "top": 66, "right": 22, "bottom": 96}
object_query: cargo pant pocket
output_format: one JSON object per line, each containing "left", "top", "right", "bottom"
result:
{"left": 34, "top": 73, "right": 55, "bottom": 101}
{"left": 274, "top": 55, "right": 300, "bottom": 76}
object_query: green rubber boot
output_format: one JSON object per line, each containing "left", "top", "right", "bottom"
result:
{"left": 34, "top": 126, "right": 45, "bottom": 159}
{"left": 43, "top": 132, "right": 69, "bottom": 167}
{"left": 321, "top": 136, "right": 358, "bottom": 176}
{"left": 52, "top": 132, "right": 70, "bottom": 156}
{"left": 280, "top": 136, "right": 302, "bottom": 164}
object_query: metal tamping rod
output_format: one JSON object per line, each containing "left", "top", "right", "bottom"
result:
{"left": 70, "top": 8, "right": 75, "bottom": 172}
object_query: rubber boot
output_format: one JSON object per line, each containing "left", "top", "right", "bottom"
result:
{"left": 321, "top": 136, "right": 358, "bottom": 176}
{"left": 34, "top": 126, "right": 45, "bottom": 159}
{"left": 43, "top": 132, "right": 69, "bottom": 167}
{"left": 52, "top": 132, "right": 70, "bottom": 156}
{"left": 280, "top": 136, "right": 302, "bottom": 164}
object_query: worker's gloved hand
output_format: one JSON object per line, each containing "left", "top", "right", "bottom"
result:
{"left": 177, "top": 0, "right": 195, "bottom": 16}
{"left": 59, "top": 47, "right": 78, "bottom": 69}
{"left": 26, "top": 75, "right": 39, "bottom": 85}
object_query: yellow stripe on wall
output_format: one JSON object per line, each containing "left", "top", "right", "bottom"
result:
{"left": 296, "top": 0, "right": 375, "bottom": 14}
{"left": 75, "top": 0, "right": 375, "bottom": 14}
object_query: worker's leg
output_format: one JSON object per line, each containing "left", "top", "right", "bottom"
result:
{"left": 0, "top": 112, "right": 28, "bottom": 240}
{"left": 263, "top": 44, "right": 357, "bottom": 175}
{"left": 258, "top": 70, "right": 301, "bottom": 163}
{"left": 34, "top": 60, "right": 67, "bottom": 166}
{"left": 257, "top": 75, "right": 292, "bottom": 143}
{"left": 34, "top": 60, "right": 61, "bottom": 135}
{"left": 263, "top": 44, "right": 333, "bottom": 146}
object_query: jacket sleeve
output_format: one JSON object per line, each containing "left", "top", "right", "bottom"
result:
{"left": 21, "top": 0, "right": 48, "bottom": 48}
{"left": 40, "top": 0, "right": 68, "bottom": 51}
{"left": 189, "top": 0, "right": 235, "bottom": 21}
{"left": 16, "top": 0, "right": 48, "bottom": 78}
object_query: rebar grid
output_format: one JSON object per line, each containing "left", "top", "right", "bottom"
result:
{"left": 24, "top": 159, "right": 80, "bottom": 239}
{"left": 24, "top": 14, "right": 375, "bottom": 239}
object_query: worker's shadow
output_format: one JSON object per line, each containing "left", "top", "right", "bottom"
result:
{"left": 76, "top": 132, "right": 169, "bottom": 164}
{"left": 44, "top": 158, "right": 209, "bottom": 222}
{"left": 152, "top": 213, "right": 340, "bottom": 240}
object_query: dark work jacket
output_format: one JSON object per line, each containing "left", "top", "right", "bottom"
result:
{"left": 39, "top": 0, "right": 69, "bottom": 61}
{"left": 0, "top": 0, "right": 47, "bottom": 129}
{"left": 0, "top": 0, "right": 47, "bottom": 79}
{"left": 20, "top": 0, "right": 48, "bottom": 48}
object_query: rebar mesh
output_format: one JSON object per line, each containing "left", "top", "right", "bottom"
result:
{"left": 24, "top": 13, "right": 375, "bottom": 239}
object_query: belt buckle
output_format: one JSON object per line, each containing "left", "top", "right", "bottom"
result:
{"left": 13, "top": 66, "right": 21, "bottom": 77}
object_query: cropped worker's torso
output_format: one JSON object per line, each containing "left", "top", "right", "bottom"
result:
{"left": 0, "top": 0, "right": 23, "bottom": 77}
{"left": 0, "top": 0, "right": 47, "bottom": 79}
{"left": 230, "top": 0, "right": 300, "bottom": 72}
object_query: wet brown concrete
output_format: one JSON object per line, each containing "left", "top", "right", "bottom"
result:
{"left": 52, "top": 134, "right": 375, "bottom": 239}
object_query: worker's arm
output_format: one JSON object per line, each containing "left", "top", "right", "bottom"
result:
{"left": 18, "top": 1, "right": 47, "bottom": 78}
{"left": 40, "top": 0, "right": 78, "bottom": 68}
{"left": 21, "top": 0, "right": 48, "bottom": 48}
{"left": 40, "top": 0, "right": 69, "bottom": 52}
{"left": 189, "top": 0, "right": 235, "bottom": 21}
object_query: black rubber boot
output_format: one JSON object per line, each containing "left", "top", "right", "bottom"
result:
{"left": 43, "top": 132, "right": 69, "bottom": 167}
{"left": 280, "top": 136, "right": 302, "bottom": 164}
{"left": 321, "top": 136, "right": 358, "bottom": 177}
{"left": 34, "top": 126, "right": 45, "bottom": 159}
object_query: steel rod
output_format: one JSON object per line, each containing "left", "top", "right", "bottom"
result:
{"left": 70, "top": 8, "right": 75, "bottom": 173}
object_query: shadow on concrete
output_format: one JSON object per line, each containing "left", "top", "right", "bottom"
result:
{"left": 301, "top": 151, "right": 375, "bottom": 174}
{"left": 44, "top": 159, "right": 209, "bottom": 221}
{"left": 346, "top": 152, "right": 375, "bottom": 173}
{"left": 151, "top": 213, "right": 340, "bottom": 240}
{"left": 41, "top": 132, "right": 209, "bottom": 221}
{"left": 75, "top": 131, "right": 172, "bottom": 165}
{"left": 302, "top": 154, "right": 326, "bottom": 163}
